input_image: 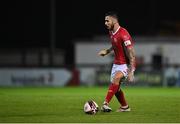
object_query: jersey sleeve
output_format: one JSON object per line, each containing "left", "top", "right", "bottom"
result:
{"left": 121, "top": 29, "right": 133, "bottom": 48}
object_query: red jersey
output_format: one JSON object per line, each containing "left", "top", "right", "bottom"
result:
{"left": 109, "top": 27, "right": 134, "bottom": 65}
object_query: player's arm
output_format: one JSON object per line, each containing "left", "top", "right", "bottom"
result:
{"left": 127, "top": 47, "right": 136, "bottom": 72}
{"left": 126, "top": 46, "right": 136, "bottom": 82}
{"left": 98, "top": 46, "right": 113, "bottom": 57}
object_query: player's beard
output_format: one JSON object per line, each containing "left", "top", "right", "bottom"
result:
{"left": 108, "top": 25, "right": 114, "bottom": 31}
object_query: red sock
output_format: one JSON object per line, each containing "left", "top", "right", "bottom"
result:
{"left": 115, "top": 89, "right": 128, "bottom": 106}
{"left": 105, "top": 83, "right": 119, "bottom": 104}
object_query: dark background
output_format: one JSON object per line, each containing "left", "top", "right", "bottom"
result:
{"left": 2, "top": 0, "right": 180, "bottom": 66}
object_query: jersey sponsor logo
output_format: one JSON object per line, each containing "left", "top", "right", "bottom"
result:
{"left": 124, "top": 40, "right": 131, "bottom": 46}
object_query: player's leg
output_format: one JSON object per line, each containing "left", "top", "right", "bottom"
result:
{"left": 101, "top": 69, "right": 124, "bottom": 112}
{"left": 114, "top": 65, "right": 131, "bottom": 112}
{"left": 105, "top": 71, "right": 123, "bottom": 103}
{"left": 115, "top": 88, "right": 131, "bottom": 112}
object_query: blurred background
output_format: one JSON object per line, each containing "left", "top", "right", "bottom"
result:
{"left": 1, "top": 0, "right": 180, "bottom": 87}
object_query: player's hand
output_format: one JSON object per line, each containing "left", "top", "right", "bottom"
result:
{"left": 127, "top": 71, "right": 135, "bottom": 83}
{"left": 98, "top": 49, "right": 108, "bottom": 56}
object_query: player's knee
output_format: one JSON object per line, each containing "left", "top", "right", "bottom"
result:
{"left": 112, "top": 71, "right": 124, "bottom": 85}
{"left": 112, "top": 77, "right": 121, "bottom": 85}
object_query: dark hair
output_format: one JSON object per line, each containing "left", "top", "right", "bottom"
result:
{"left": 105, "top": 11, "right": 119, "bottom": 20}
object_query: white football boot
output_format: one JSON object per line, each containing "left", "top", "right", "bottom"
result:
{"left": 101, "top": 102, "right": 112, "bottom": 112}
{"left": 116, "top": 105, "right": 131, "bottom": 112}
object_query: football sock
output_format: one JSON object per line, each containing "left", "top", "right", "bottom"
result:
{"left": 105, "top": 83, "right": 119, "bottom": 104}
{"left": 115, "top": 89, "right": 128, "bottom": 107}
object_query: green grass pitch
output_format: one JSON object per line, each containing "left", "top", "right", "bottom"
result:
{"left": 0, "top": 86, "right": 180, "bottom": 123}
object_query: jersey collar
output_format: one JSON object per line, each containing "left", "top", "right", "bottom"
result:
{"left": 112, "top": 26, "right": 120, "bottom": 35}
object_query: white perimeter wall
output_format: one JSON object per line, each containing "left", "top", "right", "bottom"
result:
{"left": 75, "top": 37, "right": 180, "bottom": 65}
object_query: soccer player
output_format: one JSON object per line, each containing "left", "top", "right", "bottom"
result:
{"left": 98, "top": 11, "right": 136, "bottom": 112}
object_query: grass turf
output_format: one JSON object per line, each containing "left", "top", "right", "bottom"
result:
{"left": 0, "top": 86, "right": 180, "bottom": 123}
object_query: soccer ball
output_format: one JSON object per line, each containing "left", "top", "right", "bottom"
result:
{"left": 84, "top": 100, "right": 99, "bottom": 114}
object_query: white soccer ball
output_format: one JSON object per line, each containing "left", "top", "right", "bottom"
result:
{"left": 84, "top": 100, "right": 99, "bottom": 114}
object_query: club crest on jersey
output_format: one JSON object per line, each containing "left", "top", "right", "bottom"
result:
{"left": 113, "top": 38, "right": 117, "bottom": 42}
{"left": 124, "top": 40, "right": 131, "bottom": 46}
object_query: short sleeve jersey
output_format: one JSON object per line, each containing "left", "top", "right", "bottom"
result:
{"left": 109, "top": 27, "right": 134, "bottom": 65}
